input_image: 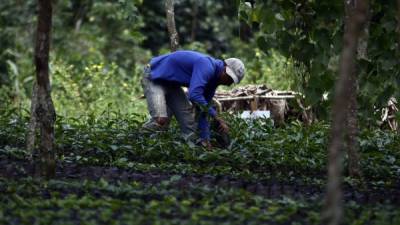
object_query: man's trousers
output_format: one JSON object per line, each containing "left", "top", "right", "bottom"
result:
{"left": 141, "top": 65, "right": 197, "bottom": 142}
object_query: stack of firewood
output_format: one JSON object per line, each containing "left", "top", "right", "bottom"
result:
{"left": 213, "top": 86, "right": 398, "bottom": 130}
{"left": 214, "top": 84, "right": 272, "bottom": 99}
{"left": 213, "top": 85, "right": 298, "bottom": 125}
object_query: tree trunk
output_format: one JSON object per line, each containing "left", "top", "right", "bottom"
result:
{"left": 345, "top": 0, "right": 370, "bottom": 179}
{"left": 30, "top": 0, "right": 56, "bottom": 179}
{"left": 346, "top": 77, "right": 362, "bottom": 178}
{"left": 356, "top": 8, "right": 370, "bottom": 60}
{"left": 165, "top": 0, "right": 179, "bottom": 51}
{"left": 322, "top": 1, "right": 369, "bottom": 225}
{"left": 190, "top": 0, "right": 198, "bottom": 42}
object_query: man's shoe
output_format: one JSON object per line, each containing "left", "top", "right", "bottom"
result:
{"left": 142, "top": 119, "right": 168, "bottom": 132}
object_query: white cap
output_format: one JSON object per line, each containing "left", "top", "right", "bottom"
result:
{"left": 225, "top": 58, "right": 245, "bottom": 84}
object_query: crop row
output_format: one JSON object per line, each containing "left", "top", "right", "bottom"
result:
{"left": 1, "top": 112, "right": 399, "bottom": 184}
{"left": 1, "top": 178, "right": 399, "bottom": 225}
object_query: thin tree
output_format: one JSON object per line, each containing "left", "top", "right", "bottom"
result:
{"left": 345, "top": 0, "right": 370, "bottom": 178}
{"left": 165, "top": 0, "right": 179, "bottom": 51}
{"left": 28, "top": 0, "right": 56, "bottom": 178}
{"left": 322, "top": 1, "right": 369, "bottom": 225}
{"left": 346, "top": 61, "right": 362, "bottom": 179}
{"left": 190, "top": 0, "right": 198, "bottom": 42}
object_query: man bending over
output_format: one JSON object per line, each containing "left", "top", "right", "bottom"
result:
{"left": 141, "top": 50, "right": 245, "bottom": 148}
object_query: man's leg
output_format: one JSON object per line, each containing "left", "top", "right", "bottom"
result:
{"left": 165, "top": 86, "right": 197, "bottom": 142}
{"left": 141, "top": 73, "right": 170, "bottom": 130}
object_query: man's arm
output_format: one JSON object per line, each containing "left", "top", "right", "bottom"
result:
{"left": 188, "top": 59, "right": 217, "bottom": 141}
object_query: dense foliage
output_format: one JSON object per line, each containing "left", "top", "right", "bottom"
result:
{"left": 1, "top": 178, "right": 398, "bottom": 225}
{"left": 1, "top": 109, "right": 399, "bottom": 182}
{"left": 0, "top": 0, "right": 302, "bottom": 116}
{"left": 240, "top": 0, "right": 400, "bottom": 119}
{"left": 2, "top": 0, "right": 397, "bottom": 122}
{"left": 1, "top": 109, "right": 399, "bottom": 224}
{"left": 1, "top": 1, "right": 399, "bottom": 224}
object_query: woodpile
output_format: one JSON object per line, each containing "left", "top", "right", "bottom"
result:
{"left": 213, "top": 85, "right": 298, "bottom": 125}
{"left": 213, "top": 86, "right": 398, "bottom": 130}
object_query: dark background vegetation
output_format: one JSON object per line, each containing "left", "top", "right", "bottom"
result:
{"left": 1, "top": 1, "right": 399, "bottom": 121}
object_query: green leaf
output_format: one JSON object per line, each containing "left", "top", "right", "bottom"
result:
{"left": 256, "top": 36, "right": 269, "bottom": 53}
{"left": 274, "top": 13, "right": 284, "bottom": 21}
{"left": 6, "top": 60, "right": 18, "bottom": 76}
{"left": 110, "top": 145, "right": 118, "bottom": 151}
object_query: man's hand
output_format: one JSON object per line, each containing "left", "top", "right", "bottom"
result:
{"left": 200, "top": 140, "right": 212, "bottom": 150}
{"left": 215, "top": 117, "right": 229, "bottom": 133}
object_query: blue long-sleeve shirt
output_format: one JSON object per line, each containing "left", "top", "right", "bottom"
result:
{"left": 149, "top": 50, "right": 224, "bottom": 140}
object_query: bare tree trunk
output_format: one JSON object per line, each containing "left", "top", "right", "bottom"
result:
{"left": 165, "top": 0, "right": 179, "bottom": 51}
{"left": 322, "top": 1, "right": 369, "bottom": 225}
{"left": 190, "top": 0, "right": 198, "bottom": 41}
{"left": 346, "top": 77, "right": 362, "bottom": 178}
{"left": 30, "top": 0, "right": 56, "bottom": 178}
{"left": 345, "top": 1, "right": 370, "bottom": 179}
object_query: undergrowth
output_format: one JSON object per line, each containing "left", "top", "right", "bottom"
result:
{"left": 0, "top": 109, "right": 399, "bottom": 224}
